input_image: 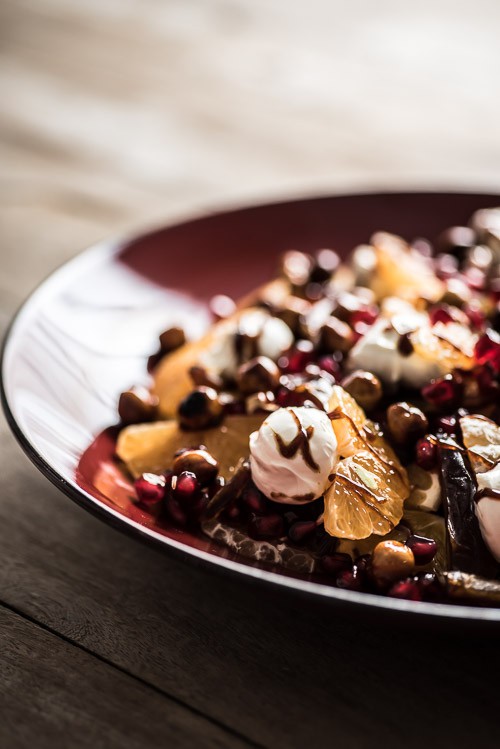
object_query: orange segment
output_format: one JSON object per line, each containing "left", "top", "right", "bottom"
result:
{"left": 410, "top": 324, "right": 475, "bottom": 373}
{"left": 116, "top": 414, "right": 265, "bottom": 479}
{"left": 324, "top": 450, "right": 407, "bottom": 540}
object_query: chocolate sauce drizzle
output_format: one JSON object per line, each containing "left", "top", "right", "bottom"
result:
{"left": 273, "top": 410, "right": 320, "bottom": 472}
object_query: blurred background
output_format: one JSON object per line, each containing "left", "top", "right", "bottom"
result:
{"left": 1, "top": 0, "right": 500, "bottom": 311}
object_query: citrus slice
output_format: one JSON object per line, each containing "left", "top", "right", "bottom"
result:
{"left": 410, "top": 324, "right": 475, "bottom": 373}
{"left": 324, "top": 450, "right": 407, "bottom": 540}
{"left": 369, "top": 231, "right": 444, "bottom": 303}
{"left": 459, "top": 414, "right": 500, "bottom": 474}
{"left": 327, "top": 385, "right": 409, "bottom": 495}
{"left": 116, "top": 414, "right": 265, "bottom": 479}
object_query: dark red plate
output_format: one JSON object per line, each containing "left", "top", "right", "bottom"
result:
{"left": 3, "top": 192, "right": 500, "bottom": 625}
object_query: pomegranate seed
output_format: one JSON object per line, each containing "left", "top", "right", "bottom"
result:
{"left": 415, "top": 437, "right": 437, "bottom": 470}
{"left": 173, "top": 471, "right": 200, "bottom": 504}
{"left": 288, "top": 520, "right": 317, "bottom": 544}
{"left": 406, "top": 535, "right": 437, "bottom": 565}
{"left": 279, "top": 340, "right": 315, "bottom": 374}
{"left": 429, "top": 305, "right": 454, "bottom": 326}
{"left": 411, "top": 237, "right": 433, "bottom": 257}
{"left": 223, "top": 399, "right": 246, "bottom": 415}
{"left": 464, "top": 267, "right": 486, "bottom": 291}
{"left": 248, "top": 513, "right": 285, "bottom": 540}
{"left": 336, "top": 568, "right": 363, "bottom": 591}
{"left": 388, "top": 578, "right": 422, "bottom": 601}
{"left": 465, "top": 304, "right": 485, "bottom": 330}
{"left": 164, "top": 493, "right": 188, "bottom": 526}
{"left": 222, "top": 502, "right": 241, "bottom": 521}
{"left": 351, "top": 306, "right": 378, "bottom": 333}
{"left": 474, "top": 330, "right": 500, "bottom": 373}
{"left": 317, "top": 355, "right": 341, "bottom": 379}
{"left": 320, "top": 553, "right": 353, "bottom": 575}
{"left": 422, "top": 374, "right": 462, "bottom": 409}
{"left": 188, "top": 492, "right": 209, "bottom": 522}
{"left": 417, "top": 573, "right": 442, "bottom": 601}
{"left": 435, "top": 414, "right": 458, "bottom": 435}
{"left": 434, "top": 253, "right": 459, "bottom": 279}
{"left": 134, "top": 473, "right": 166, "bottom": 508}
{"left": 241, "top": 485, "right": 269, "bottom": 515}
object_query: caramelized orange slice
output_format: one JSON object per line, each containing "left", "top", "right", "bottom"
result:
{"left": 116, "top": 414, "right": 265, "bottom": 479}
{"left": 324, "top": 450, "right": 407, "bottom": 540}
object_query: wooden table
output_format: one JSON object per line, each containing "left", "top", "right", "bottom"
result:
{"left": 1, "top": 1, "right": 500, "bottom": 746}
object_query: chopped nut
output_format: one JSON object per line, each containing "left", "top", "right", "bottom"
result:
{"left": 210, "top": 294, "right": 236, "bottom": 320}
{"left": 118, "top": 386, "right": 159, "bottom": 425}
{"left": 173, "top": 448, "right": 219, "bottom": 486}
{"left": 309, "top": 248, "right": 340, "bottom": 283}
{"left": 319, "top": 317, "right": 355, "bottom": 353}
{"left": 189, "top": 365, "right": 223, "bottom": 390}
{"left": 178, "top": 387, "right": 223, "bottom": 430}
{"left": 236, "top": 356, "right": 280, "bottom": 395}
{"left": 386, "top": 402, "right": 429, "bottom": 445}
{"left": 274, "top": 295, "right": 311, "bottom": 335}
{"left": 371, "top": 540, "right": 415, "bottom": 586}
{"left": 281, "top": 250, "right": 313, "bottom": 289}
{"left": 159, "top": 326, "right": 186, "bottom": 353}
{"left": 341, "top": 370, "right": 382, "bottom": 411}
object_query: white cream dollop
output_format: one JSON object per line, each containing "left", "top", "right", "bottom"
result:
{"left": 347, "top": 298, "right": 476, "bottom": 389}
{"left": 475, "top": 464, "right": 500, "bottom": 562}
{"left": 249, "top": 406, "right": 338, "bottom": 504}
{"left": 200, "top": 310, "right": 293, "bottom": 379}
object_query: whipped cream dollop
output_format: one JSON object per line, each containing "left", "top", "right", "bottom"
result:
{"left": 475, "top": 464, "right": 500, "bottom": 562}
{"left": 347, "top": 298, "right": 474, "bottom": 389}
{"left": 249, "top": 406, "right": 338, "bottom": 504}
{"left": 200, "top": 309, "right": 293, "bottom": 379}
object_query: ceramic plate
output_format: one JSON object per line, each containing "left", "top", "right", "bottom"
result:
{"left": 3, "top": 191, "right": 500, "bottom": 626}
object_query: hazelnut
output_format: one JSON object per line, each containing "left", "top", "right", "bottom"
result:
{"left": 189, "top": 365, "right": 223, "bottom": 390}
{"left": 275, "top": 295, "right": 311, "bottom": 336}
{"left": 118, "top": 386, "right": 159, "bottom": 425}
{"left": 386, "top": 402, "right": 429, "bottom": 444}
{"left": 178, "top": 387, "right": 223, "bottom": 430}
{"left": 341, "top": 370, "right": 382, "bottom": 411}
{"left": 309, "top": 248, "right": 340, "bottom": 284}
{"left": 281, "top": 250, "right": 313, "bottom": 289}
{"left": 209, "top": 294, "right": 236, "bottom": 320}
{"left": 436, "top": 225, "right": 476, "bottom": 261}
{"left": 159, "top": 326, "right": 186, "bottom": 353}
{"left": 173, "top": 448, "right": 219, "bottom": 486}
{"left": 319, "top": 316, "right": 355, "bottom": 354}
{"left": 371, "top": 540, "right": 415, "bottom": 586}
{"left": 236, "top": 356, "right": 280, "bottom": 395}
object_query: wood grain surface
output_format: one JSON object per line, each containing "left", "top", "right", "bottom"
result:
{"left": 1, "top": 1, "right": 500, "bottom": 747}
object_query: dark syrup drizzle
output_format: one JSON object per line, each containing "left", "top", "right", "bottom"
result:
{"left": 272, "top": 410, "right": 320, "bottom": 472}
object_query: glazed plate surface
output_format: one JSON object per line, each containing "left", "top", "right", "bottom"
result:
{"left": 3, "top": 192, "right": 500, "bottom": 625}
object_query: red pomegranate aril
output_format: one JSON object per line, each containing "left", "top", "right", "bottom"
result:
{"left": 415, "top": 437, "right": 437, "bottom": 470}
{"left": 317, "top": 355, "right": 341, "bottom": 379}
{"left": 173, "top": 471, "right": 200, "bottom": 504}
{"left": 165, "top": 493, "right": 189, "bottom": 526}
{"left": 336, "top": 568, "right": 363, "bottom": 591}
{"left": 429, "top": 305, "right": 454, "bottom": 326}
{"left": 279, "top": 340, "right": 315, "bottom": 374}
{"left": 248, "top": 513, "right": 285, "bottom": 540}
{"left": 435, "top": 414, "right": 458, "bottom": 435}
{"left": 320, "top": 553, "right": 353, "bottom": 576}
{"left": 241, "top": 485, "right": 269, "bottom": 515}
{"left": 422, "top": 374, "right": 462, "bottom": 409}
{"left": 351, "top": 306, "right": 378, "bottom": 331}
{"left": 434, "top": 253, "right": 459, "bottom": 280}
{"left": 134, "top": 473, "right": 166, "bottom": 507}
{"left": 388, "top": 579, "right": 422, "bottom": 601}
{"left": 465, "top": 304, "right": 485, "bottom": 330}
{"left": 288, "top": 520, "right": 317, "bottom": 544}
{"left": 188, "top": 492, "right": 209, "bottom": 522}
{"left": 406, "top": 535, "right": 437, "bottom": 565}
{"left": 223, "top": 502, "right": 242, "bottom": 521}
{"left": 474, "top": 330, "right": 500, "bottom": 373}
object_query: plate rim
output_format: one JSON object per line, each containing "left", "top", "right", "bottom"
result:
{"left": 3, "top": 189, "right": 500, "bottom": 624}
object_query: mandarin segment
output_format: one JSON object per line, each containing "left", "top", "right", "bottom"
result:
{"left": 324, "top": 451, "right": 407, "bottom": 540}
